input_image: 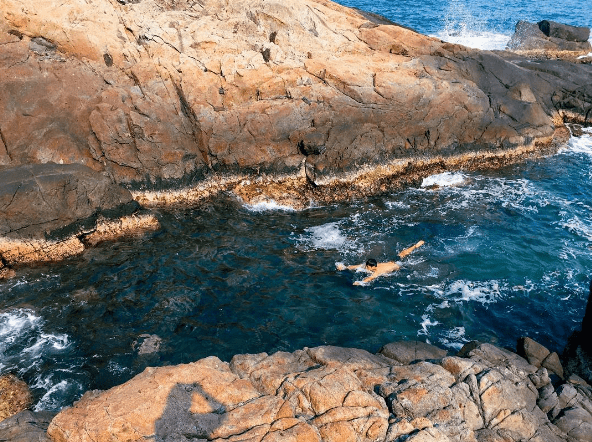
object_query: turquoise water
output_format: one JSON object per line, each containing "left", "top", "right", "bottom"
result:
{"left": 0, "top": 0, "right": 591, "bottom": 411}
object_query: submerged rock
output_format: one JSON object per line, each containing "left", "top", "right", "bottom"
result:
{"left": 46, "top": 339, "right": 592, "bottom": 442}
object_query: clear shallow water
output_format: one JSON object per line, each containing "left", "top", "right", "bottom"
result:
{"left": 1, "top": 1, "right": 592, "bottom": 411}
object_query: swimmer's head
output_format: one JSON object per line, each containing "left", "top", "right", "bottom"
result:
{"left": 365, "top": 258, "right": 377, "bottom": 269}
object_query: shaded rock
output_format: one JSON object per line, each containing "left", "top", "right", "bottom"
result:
{"left": 48, "top": 357, "right": 265, "bottom": 442}
{"left": 542, "top": 352, "right": 564, "bottom": 380}
{"left": 517, "top": 336, "right": 551, "bottom": 368}
{"left": 507, "top": 20, "right": 591, "bottom": 56}
{"left": 0, "top": 163, "right": 135, "bottom": 241}
{"left": 379, "top": 340, "right": 448, "bottom": 364}
{"left": 538, "top": 20, "right": 590, "bottom": 43}
{"left": 0, "top": 410, "right": 56, "bottom": 442}
{"left": 563, "top": 279, "right": 592, "bottom": 384}
{"left": 0, "top": 374, "right": 33, "bottom": 421}
{"left": 305, "top": 345, "right": 393, "bottom": 371}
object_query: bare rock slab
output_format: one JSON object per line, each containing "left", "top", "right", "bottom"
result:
{"left": 0, "top": 163, "right": 134, "bottom": 241}
{"left": 379, "top": 340, "right": 448, "bottom": 364}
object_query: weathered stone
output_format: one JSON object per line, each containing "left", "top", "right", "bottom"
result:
{"left": 306, "top": 346, "right": 392, "bottom": 371}
{"left": 517, "top": 337, "right": 551, "bottom": 368}
{"left": 458, "top": 342, "right": 537, "bottom": 377}
{"left": 542, "top": 352, "right": 564, "bottom": 380}
{"left": 507, "top": 20, "right": 592, "bottom": 56}
{"left": 441, "top": 356, "right": 488, "bottom": 382}
{"left": 553, "top": 407, "right": 592, "bottom": 441}
{"left": 0, "top": 410, "right": 56, "bottom": 442}
{"left": 44, "top": 342, "right": 592, "bottom": 442}
{"left": 538, "top": 20, "right": 590, "bottom": 43}
{"left": 230, "top": 350, "right": 316, "bottom": 395}
{"left": 0, "top": 374, "right": 33, "bottom": 422}
{"left": 276, "top": 365, "right": 365, "bottom": 416}
{"left": 379, "top": 340, "right": 448, "bottom": 365}
{"left": 529, "top": 367, "right": 552, "bottom": 389}
{"left": 0, "top": 164, "right": 135, "bottom": 240}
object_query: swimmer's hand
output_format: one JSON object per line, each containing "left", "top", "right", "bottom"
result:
{"left": 353, "top": 281, "right": 362, "bottom": 286}
{"left": 336, "top": 262, "right": 346, "bottom": 271}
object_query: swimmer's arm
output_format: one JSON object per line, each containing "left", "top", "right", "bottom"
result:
{"left": 353, "top": 273, "right": 379, "bottom": 285}
{"left": 398, "top": 240, "right": 425, "bottom": 259}
{"left": 336, "top": 263, "right": 363, "bottom": 271}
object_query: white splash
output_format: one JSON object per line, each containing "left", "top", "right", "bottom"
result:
{"left": 439, "top": 326, "right": 468, "bottom": 350}
{"left": 33, "top": 380, "right": 73, "bottom": 412}
{"left": 418, "top": 314, "right": 439, "bottom": 336}
{"left": 244, "top": 200, "right": 296, "bottom": 212}
{"left": 431, "top": 0, "right": 510, "bottom": 50}
{"left": 565, "top": 129, "right": 592, "bottom": 155}
{"left": 432, "top": 30, "right": 510, "bottom": 51}
{"left": 421, "top": 172, "right": 467, "bottom": 188}
{"left": 443, "top": 280, "right": 503, "bottom": 304}
{"left": 298, "top": 222, "right": 353, "bottom": 251}
{"left": 561, "top": 215, "right": 592, "bottom": 242}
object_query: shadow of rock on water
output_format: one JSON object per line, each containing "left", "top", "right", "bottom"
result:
{"left": 562, "top": 279, "right": 592, "bottom": 384}
{"left": 154, "top": 383, "right": 226, "bottom": 442}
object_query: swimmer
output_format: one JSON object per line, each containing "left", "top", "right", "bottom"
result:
{"left": 336, "top": 240, "right": 425, "bottom": 285}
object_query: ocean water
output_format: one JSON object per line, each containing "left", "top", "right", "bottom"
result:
{"left": 338, "top": 0, "right": 592, "bottom": 51}
{"left": 0, "top": 0, "right": 591, "bottom": 411}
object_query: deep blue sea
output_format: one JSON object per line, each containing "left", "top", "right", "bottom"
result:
{"left": 0, "top": 0, "right": 591, "bottom": 411}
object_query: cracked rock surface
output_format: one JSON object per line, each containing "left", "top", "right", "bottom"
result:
{"left": 46, "top": 340, "right": 592, "bottom": 442}
{"left": 0, "top": 0, "right": 590, "bottom": 190}
{"left": 0, "top": 0, "right": 591, "bottom": 263}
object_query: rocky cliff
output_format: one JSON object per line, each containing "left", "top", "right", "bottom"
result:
{"left": 1, "top": 0, "right": 592, "bottom": 269}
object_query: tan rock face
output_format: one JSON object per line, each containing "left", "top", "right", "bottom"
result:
{"left": 46, "top": 340, "right": 592, "bottom": 442}
{"left": 0, "top": 374, "right": 33, "bottom": 421}
{"left": 1, "top": 0, "right": 589, "bottom": 198}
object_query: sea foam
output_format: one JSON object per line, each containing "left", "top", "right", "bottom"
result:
{"left": 421, "top": 172, "right": 467, "bottom": 188}
{"left": 244, "top": 200, "right": 297, "bottom": 212}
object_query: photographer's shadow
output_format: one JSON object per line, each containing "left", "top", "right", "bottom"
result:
{"left": 154, "top": 383, "right": 227, "bottom": 442}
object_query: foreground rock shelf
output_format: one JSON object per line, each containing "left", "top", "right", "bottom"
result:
{"left": 0, "top": 340, "right": 581, "bottom": 442}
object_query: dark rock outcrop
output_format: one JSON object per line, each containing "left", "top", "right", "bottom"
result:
{"left": 507, "top": 20, "right": 591, "bottom": 56}
{"left": 0, "top": 163, "right": 135, "bottom": 241}
{"left": 538, "top": 20, "right": 590, "bottom": 44}
{"left": 0, "top": 163, "right": 160, "bottom": 272}
{"left": 0, "top": 410, "right": 56, "bottom": 442}
{"left": 563, "top": 279, "right": 592, "bottom": 385}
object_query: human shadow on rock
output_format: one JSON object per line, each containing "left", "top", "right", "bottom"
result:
{"left": 154, "top": 382, "right": 226, "bottom": 442}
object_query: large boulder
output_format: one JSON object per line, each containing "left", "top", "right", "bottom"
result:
{"left": 507, "top": 20, "right": 591, "bottom": 56}
{"left": 0, "top": 374, "right": 33, "bottom": 422}
{"left": 0, "top": 410, "right": 56, "bottom": 442}
{"left": 0, "top": 0, "right": 591, "bottom": 265}
{"left": 0, "top": 163, "right": 159, "bottom": 270}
